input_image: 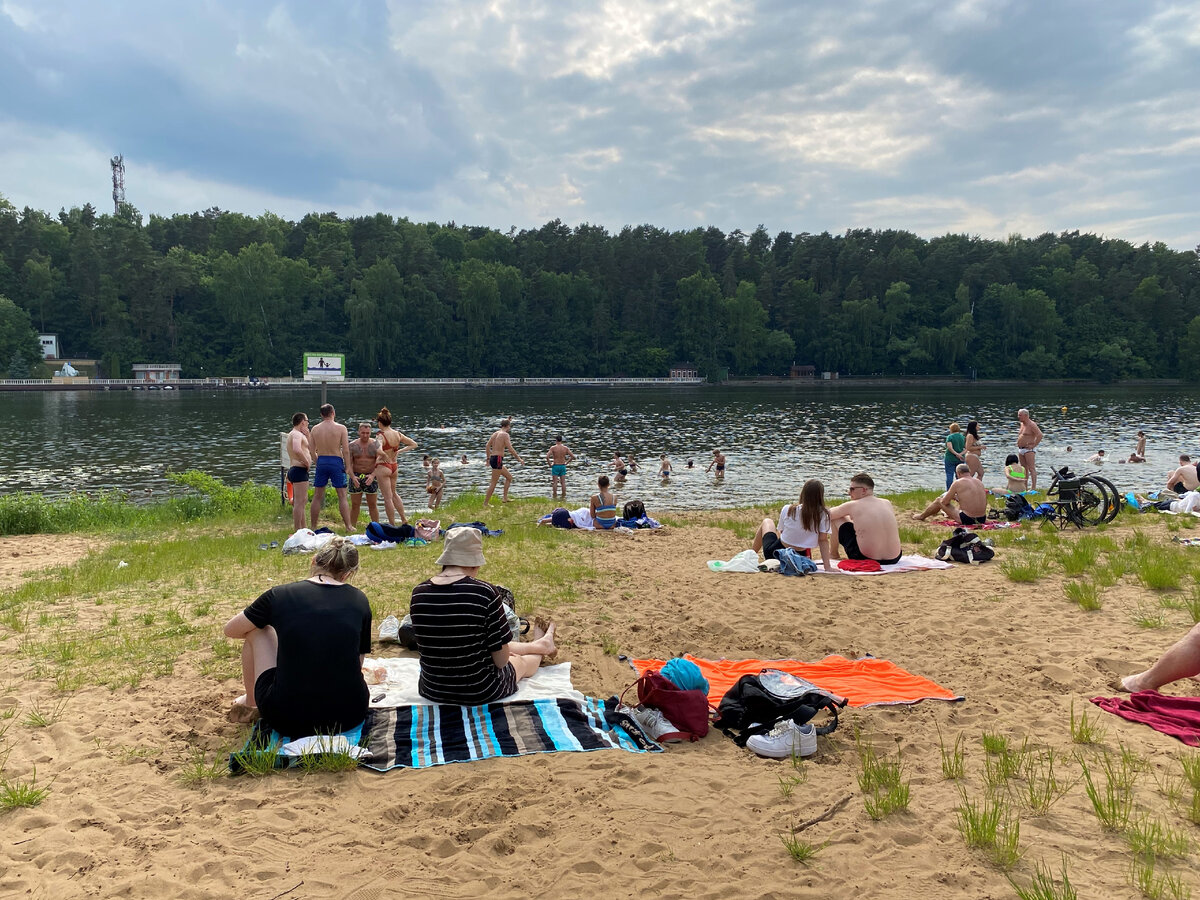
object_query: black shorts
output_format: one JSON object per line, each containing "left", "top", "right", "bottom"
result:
{"left": 959, "top": 512, "right": 986, "bottom": 526}
{"left": 349, "top": 473, "right": 378, "bottom": 494}
{"left": 1171, "top": 482, "right": 1186, "bottom": 494}
{"left": 761, "top": 532, "right": 810, "bottom": 562}
{"left": 837, "top": 522, "right": 901, "bottom": 566}
{"left": 287, "top": 466, "right": 309, "bottom": 484}
{"left": 489, "top": 455, "right": 503, "bottom": 470}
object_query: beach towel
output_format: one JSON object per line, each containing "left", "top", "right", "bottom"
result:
{"left": 362, "top": 657, "right": 581, "bottom": 709}
{"left": 934, "top": 519, "right": 1019, "bottom": 530}
{"left": 447, "top": 521, "right": 504, "bottom": 537}
{"left": 1091, "top": 691, "right": 1200, "bottom": 747}
{"left": 229, "top": 719, "right": 367, "bottom": 775}
{"left": 361, "top": 696, "right": 659, "bottom": 771}
{"left": 815, "top": 554, "right": 954, "bottom": 575}
{"left": 632, "top": 654, "right": 963, "bottom": 709}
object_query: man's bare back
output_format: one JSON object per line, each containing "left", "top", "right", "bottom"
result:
{"left": 310, "top": 419, "right": 350, "bottom": 463}
{"left": 547, "top": 443, "right": 573, "bottom": 465}
{"left": 831, "top": 495, "right": 901, "bottom": 561}
{"left": 946, "top": 476, "right": 988, "bottom": 518}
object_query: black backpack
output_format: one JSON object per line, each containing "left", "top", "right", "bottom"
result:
{"left": 1004, "top": 493, "right": 1035, "bottom": 521}
{"left": 623, "top": 499, "right": 646, "bottom": 520}
{"left": 936, "top": 527, "right": 995, "bottom": 564}
{"left": 712, "top": 670, "right": 845, "bottom": 747}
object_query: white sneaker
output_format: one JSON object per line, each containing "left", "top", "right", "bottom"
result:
{"left": 746, "top": 719, "right": 818, "bottom": 759}
{"left": 617, "top": 704, "right": 687, "bottom": 743}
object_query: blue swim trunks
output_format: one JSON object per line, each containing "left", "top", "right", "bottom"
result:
{"left": 551, "top": 464, "right": 567, "bottom": 477}
{"left": 313, "top": 455, "right": 347, "bottom": 489}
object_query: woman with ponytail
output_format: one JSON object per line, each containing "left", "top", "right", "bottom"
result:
{"left": 222, "top": 536, "right": 372, "bottom": 735}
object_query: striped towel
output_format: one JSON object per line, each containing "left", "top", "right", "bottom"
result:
{"left": 361, "top": 696, "right": 659, "bottom": 771}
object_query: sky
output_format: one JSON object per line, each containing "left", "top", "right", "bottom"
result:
{"left": 1, "top": 0, "right": 1199, "bottom": 249}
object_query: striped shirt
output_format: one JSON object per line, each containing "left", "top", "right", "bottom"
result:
{"left": 409, "top": 576, "right": 517, "bottom": 704}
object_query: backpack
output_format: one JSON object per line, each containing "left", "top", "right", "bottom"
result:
{"left": 621, "top": 670, "right": 710, "bottom": 740}
{"left": 936, "top": 527, "right": 995, "bottom": 564}
{"left": 712, "top": 670, "right": 845, "bottom": 747}
{"left": 1004, "top": 493, "right": 1034, "bottom": 521}
{"left": 623, "top": 499, "right": 646, "bottom": 521}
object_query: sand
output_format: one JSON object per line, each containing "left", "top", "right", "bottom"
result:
{"left": 0, "top": 512, "right": 1198, "bottom": 898}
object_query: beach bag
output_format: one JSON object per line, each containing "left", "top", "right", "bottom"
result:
{"left": 492, "top": 584, "right": 527, "bottom": 640}
{"left": 936, "top": 528, "right": 995, "bottom": 564}
{"left": 623, "top": 500, "right": 646, "bottom": 521}
{"left": 623, "top": 671, "right": 710, "bottom": 739}
{"left": 1004, "top": 494, "right": 1033, "bottom": 521}
{"left": 414, "top": 518, "right": 440, "bottom": 542}
{"left": 712, "top": 670, "right": 845, "bottom": 747}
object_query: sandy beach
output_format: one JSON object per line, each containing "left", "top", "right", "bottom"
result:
{"left": 0, "top": 504, "right": 1198, "bottom": 898}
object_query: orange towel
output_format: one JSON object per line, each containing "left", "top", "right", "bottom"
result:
{"left": 631, "top": 655, "right": 963, "bottom": 708}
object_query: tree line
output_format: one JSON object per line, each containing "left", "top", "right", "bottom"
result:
{"left": 1, "top": 194, "right": 1198, "bottom": 382}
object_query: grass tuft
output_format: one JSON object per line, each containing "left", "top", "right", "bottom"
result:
{"left": 956, "top": 790, "right": 1021, "bottom": 870}
{"left": 178, "top": 746, "right": 230, "bottom": 787}
{"left": 1001, "top": 556, "right": 1048, "bottom": 583}
{"left": 1009, "top": 856, "right": 1078, "bottom": 900}
{"left": 1128, "top": 857, "right": 1192, "bottom": 900}
{"left": 1064, "top": 581, "right": 1102, "bottom": 611}
{"left": 1079, "top": 750, "right": 1136, "bottom": 832}
{"left": 0, "top": 768, "right": 51, "bottom": 810}
{"left": 857, "top": 736, "right": 910, "bottom": 820}
{"left": 1070, "top": 700, "right": 1106, "bottom": 745}
{"left": 1125, "top": 815, "right": 1191, "bottom": 861}
{"left": 779, "top": 826, "right": 826, "bottom": 865}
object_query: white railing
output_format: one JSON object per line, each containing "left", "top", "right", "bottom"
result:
{"left": 0, "top": 375, "right": 706, "bottom": 388}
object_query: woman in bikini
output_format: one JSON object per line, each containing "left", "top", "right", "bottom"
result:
{"left": 374, "top": 406, "right": 418, "bottom": 526}
{"left": 964, "top": 421, "right": 985, "bottom": 480}
{"left": 590, "top": 475, "right": 618, "bottom": 529}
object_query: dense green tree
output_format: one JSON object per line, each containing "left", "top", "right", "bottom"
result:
{"left": 0, "top": 294, "right": 41, "bottom": 376}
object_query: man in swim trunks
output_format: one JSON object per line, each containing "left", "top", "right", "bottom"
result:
{"left": 308, "top": 403, "right": 354, "bottom": 531}
{"left": 545, "top": 435, "right": 575, "bottom": 501}
{"left": 1016, "top": 408, "right": 1044, "bottom": 491}
{"left": 611, "top": 453, "right": 628, "bottom": 477}
{"left": 706, "top": 449, "right": 726, "bottom": 476}
{"left": 348, "top": 422, "right": 380, "bottom": 529}
{"left": 1166, "top": 455, "right": 1199, "bottom": 494}
{"left": 1129, "top": 430, "right": 1147, "bottom": 463}
{"left": 659, "top": 454, "right": 672, "bottom": 479}
{"left": 828, "top": 472, "right": 902, "bottom": 565}
{"left": 912, "top": 464, "right": 989, "bottom": 525}
{"left": 484, "top": 418, "right": 525, "bottom": 505}
{"left": 286, "top": 412, "right": 312, "bottom": 531}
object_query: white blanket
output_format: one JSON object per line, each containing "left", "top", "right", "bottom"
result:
{"left": 815, "top": 554, "right": 955, "bottom": 575}
{"left": 362, "top": 657, "right": 581, "bottom": 709}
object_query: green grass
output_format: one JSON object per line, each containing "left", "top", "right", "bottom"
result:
{"left": 1001, "top": 555, "right": 1049, "bottom": 583}
{"left": 296, "top": 747, "right": 361, "bottom": 774}
{"left": 1021, "top": 748, "right": 1074, "bottom": 816}
{"left": 1064, "top": 581, "right": 1102, "bottom": 611}
{"left": 1079, "top": 750, "right": 1137, "bottom": 832}
{"left": 1133, "top": 602, "right": 1168, "bottom": 629}
{"left": 1125, "top": 816, "right": 1191, "bottom": 861}
{"left": 1183, "top": 589, "right": 1200, "bottom": 625}
{"left": 229, "top": 742, "right": 281, "bottom": 777}
{"left": 0, "top": 768, "right": 51, "bottom": 810}
{"left": 857, "top": 736, "right": 910, "bottom": 820}
{"left": 982, "top": 732, "right": 1009, "bottom": 755}
{"left": 1180, "top": 752, "right": 1200, "bottom": 790}
{"left": 1009, "top": 856, "right": 1078, "bottom": 900}
{"left": 23, "top": 697, "right": 66, "bottom": 728}
{"left": 937, "top": 725, "right": 965, "bottom": 781}
{"left": 1128, "top": 857, "right": 1192, "bottom": 900}
{"left": 956, "top": 790, "right": 1021, "bottom": 870}
{"left": 1060, "top": 538, "right": 1103, "bottom": 576}
{"left": 178, "top": 746, "right": 230, "bottom": 787}
{"left": 1070, "top": 700, "right": 1106, "bottom": 745}
{"left": 1138, "top": 548, "right": 1185, "bottom": 591}
{"left": 779, "top": 827, "right": 826, "bottom": 865}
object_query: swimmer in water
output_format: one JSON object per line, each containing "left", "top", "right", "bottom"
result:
{"left": 611, "top": 453, "right": 628, "bottom": 478}
{"left": 706, "top": 449, "right": 726, "bottom": 477}
{"left": 659, "top": 454, "right": 672, "bottom": 479}
{"left": 685, "top": 459, "right": 694, "bottom": 469}
{"left": 460, "top": 454, "right": 469, "bottom": 465}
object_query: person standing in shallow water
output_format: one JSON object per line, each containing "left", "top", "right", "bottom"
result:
{"left": 484, "top": 418, "right": 525, "bottom": 504}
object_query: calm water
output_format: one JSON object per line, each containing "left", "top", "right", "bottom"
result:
{"left": 2, "top": 385, "right": 1193, "bottom": 510}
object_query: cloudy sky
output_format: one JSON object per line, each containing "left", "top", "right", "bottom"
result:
{"left": 2, "top": 1, "right": 1198, "bottom": 248}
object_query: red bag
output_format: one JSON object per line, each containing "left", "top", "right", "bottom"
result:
{"left": 629, "top": 670, "right": 710, "bottom": 738}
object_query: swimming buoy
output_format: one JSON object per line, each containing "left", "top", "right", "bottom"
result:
{"left": 1061, "top": 406, "right": 1067, "bottom": 412}
{"left": 286, "top": 482, "right": 294, "bottom": 503}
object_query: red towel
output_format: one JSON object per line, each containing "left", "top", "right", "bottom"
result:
{"left": 838, "top": 559, "right": 882, "bottom": 572}
{"left": 1091, "top": 690, "right": 1200, "bottom": 747}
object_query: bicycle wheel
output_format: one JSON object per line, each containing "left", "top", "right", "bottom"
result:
{"left": 1089, "top": 475, "right": 1122, "bottom": 522}
{"left": 1073, "top": 479, "right": 1108, "bottom": 527}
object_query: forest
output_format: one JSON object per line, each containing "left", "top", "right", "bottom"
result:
{"left": 1, "top": 193, "right": 1198, "bottom": 382}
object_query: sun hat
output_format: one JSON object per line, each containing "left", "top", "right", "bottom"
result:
{"left": 436, "top": 526, "right": 486, "bottom": 567}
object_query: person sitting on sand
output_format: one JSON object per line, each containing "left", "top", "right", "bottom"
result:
{"left": 752, "top": 479, "right": 834, "bottom": 572}
{"left": 408, "top": 527, "right": 557, "bottom": 705}
{"left": 590, "top": 475, "right": 619, "bottom": 529}
{"left": 1003, "top": 454, "right": 1028, "bottom": 493}
{"left": 223, "top": 536, "right": 371, "bottom": 733}
{"left": 828, "top": 472, "right": 902, "bottom": 565}
{"left": 913, "top": 464, "right": 989, "bottom": 525}
{"left": 1167, "top": 455, "right": 1199, "bottom": 495}
{"left": 1119, "top": 622, "right": 1200, "bottom": 694}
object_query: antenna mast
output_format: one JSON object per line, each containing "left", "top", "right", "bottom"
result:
{"left": 110, "top": 154, "right": 126, "bottom": 213}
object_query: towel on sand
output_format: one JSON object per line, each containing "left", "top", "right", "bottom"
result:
{"left": 632, "top": 654, "right": 963, "bottom": 708}
{"left": 815, "top": 554, "right": 954, "bottom": 575}
{"left": 1091, "top": 690, "right": 1200, "bottom": 747}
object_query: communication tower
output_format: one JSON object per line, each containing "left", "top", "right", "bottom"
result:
{"left": 110, "top": 154, "right": 126, "bottom": 213}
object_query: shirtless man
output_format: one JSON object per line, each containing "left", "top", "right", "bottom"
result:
{"left": 1016, "top": 408, "right": 1044, "bottom": 491}
{"left": 913, "top": 464, "right": 989, "bottom": 525}
{"left": 828, "top": 473, "right": 902, "bottom": 565}
{"left": 545, "top": 435, "right": 575, "bottom": 500}
{"left": 1129, "top": 430, "right": 1147, "bottom": 463}
{"left": 706, "top": 449, "right": 726, "bottom": 477}
{"left": 1167, "top": 455, "right": 1199, "bottom": 494}
{"left": 348, "top": 422, "right": 380, "bottom": 529}
{"left": 286, "top": 412, "right": 312, "bottom": 531}
{"left": 307, "top": 403, "right": 353, "bottom": 531}
{"left": 484, "top": 418, "right": 525, "bottom": 504}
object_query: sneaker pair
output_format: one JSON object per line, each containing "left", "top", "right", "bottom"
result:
{"left": 746, "top": 718, "right": 818, "bottom": 759}
{"left": 616, "top": 703, "right": 687, "bottom": 744}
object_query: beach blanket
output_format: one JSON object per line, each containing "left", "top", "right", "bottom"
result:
{"left": 363, "top": 657, "right": 581, "bottom": 709}
{"left": 361, "top": 696, "right": 659, "bottom": 771}
{"left": 1091, "top": 691, "right": 1200, "bottom": 747}
{"left": 933, "top": 519, "right": 1019, "bottom": 530}
{"left": 632, "top": 654, "right": 963, "bottom": 708}
{"left": 229, "top": 719, "right": 367, "bottom": 775}
{"left": 815, "top": 554, "right": 953, "bottom": 575}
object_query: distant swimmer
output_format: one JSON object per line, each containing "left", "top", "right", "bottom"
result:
{"left": 611, "top": 453, "right": 628, "bottom": 477}
{"left": 685, "top": 459, "right": 694, "bottom": 469}
{"left": 1087, "top": 450, "right": 1106, "bottom": 464}
{"left": 1129, "top": 430, "right": 1147, "bottom": 463}
{"left": 627, "top": 455, "right": 640, "bottom": 474}
{"left": 308, "top": 403, "right": 354, "bottom": 531}
{"left": 659, "top": 454, "right": 672, "bottom": 479}
{"left": 484, "top": 417, "right": 525, "bottom": 504}
{"left": 1016, "top": 408, "right": 1044, "bottom": 491}
{"left": 460, "top": 454, "right": 469, "bottom": 465}
{"left": 286, "top": 412, "right": 312, "bottom": 531}
{"left": 706, "top": 449, "right": 726, "bottom": 477}
{"left": 545, "top": 435, "right": 576, "bottom": 501}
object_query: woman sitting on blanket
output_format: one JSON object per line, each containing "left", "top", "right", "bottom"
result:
{"left": 751, "top": 479, "right": 834, "bottom": 572}
{"left": 590, "top": 474, "right": 619, "bottom": 529}
{"left": 409, "top": 527, "right": 557, "bottom": 705}
{"left": 223, "top": 536, "right": 372, "bottom": 735}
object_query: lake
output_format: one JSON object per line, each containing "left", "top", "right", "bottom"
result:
{"left": 3, "top": 384, "right": 1192, "bottom": 511}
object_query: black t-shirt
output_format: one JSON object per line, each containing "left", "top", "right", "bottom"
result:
{"left": 243, "top": 579, "right": 372, "bottom": 736}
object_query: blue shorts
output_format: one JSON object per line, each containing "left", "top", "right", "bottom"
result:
{"left": 551, "top": 464, "right": 567, "bottom": 477}
{"left": 313, "top": 455, "right": 347, "bottom": 489}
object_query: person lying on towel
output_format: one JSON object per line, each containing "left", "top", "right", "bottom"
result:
{"left": 1120, "top": 623, "right": 1200, "bottom": 693}
{"left": 409, "top": 527, "right": 557, "bottom": 705}
{"left": 222, "top": 535, "right": 371, "bottom": 735}
{"left": 828, "top": 472, "right": 902, "bottom": 566}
